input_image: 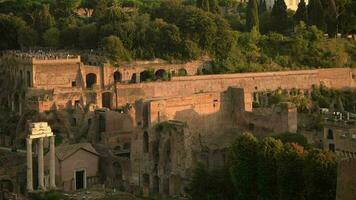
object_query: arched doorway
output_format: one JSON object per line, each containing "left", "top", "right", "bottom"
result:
{"left": 113, "top": 161, "right": 123, "bottom": 186}
{"left": 178, "top": 68, "right": 187, "bottom": 76}
{"left": 140, "top": 70, "right": 151, "bottom": 82}
{"left": 102, "top": 92, "right": 112, "bottom": 109}
{"left": 155, "top": 69, "right": 167, "bottom": 80}
{"left": 114, "top": 71, "right": 122, "bottom": 83}
{"left": 86, "top": 73, "right": 97, "bottom": 89}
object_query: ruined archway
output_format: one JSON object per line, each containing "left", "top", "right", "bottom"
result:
{"left": 102, "top": 92, "right": 112, "bottom": 109}
{"left": 114, "top": 71, "right": 122, "bottom": 83}
{"left": 178, "top": 68, "right": 187, "bottom": 76}
{"left": 86, "top": 73, "right": 97, "bottom": 89}
{"left": 155, "top": 69, "right": 167, "bottom": 80}
{"left": 140, "top": 70, "right": 151, "bottom": 82}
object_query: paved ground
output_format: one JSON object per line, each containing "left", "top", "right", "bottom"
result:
{"left": 62, "top": 188, "right": 144, "bottom": 200}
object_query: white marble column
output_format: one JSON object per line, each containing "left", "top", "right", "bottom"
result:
{"left": 26, "top": 138, "right": 33, "bottom": 192}
{"left": 38, "top": 138, "right": 45, "bottom": 190}
{"left": 50, "top": 136, "right": 56, "bottom": 189}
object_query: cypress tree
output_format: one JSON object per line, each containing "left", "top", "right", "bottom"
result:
{"left": 307, "top": 0, "right": 326, "bottom": 31}
{"left": 246, "top": 0, "right": 259, "bottom": 32}
{"left": 271, "top": 0, "right": 288, "bottom": 33}
{"left": 294, "top": 0, "right": 307, "bottom": 23}
{"left": 326, "top": 0, "right": 337, "bottom": 37}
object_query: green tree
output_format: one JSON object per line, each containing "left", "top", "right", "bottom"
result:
{"left": 259, "top": 0, "right": 267, "bottom": 14}
{"left": 257, "top": 137, "right": 283, "bottom": 200}
{"left": 188, "top": 164, "right": 236, "bottom": 200}
{"left": 18, "top": 26, "right": 38, "bottom": 48}
{"left": 53, "top": 0, "right": 81, "bottom": 18}
{"left": 246, "top": 0, "right": 259, "bottom": 31}
{"left": 0, "top": 14, "right": 26, "bottom": 50}
{"left": 294, "top": 0, "right": 307, "bottom": 23}
{"left": 102, "top": 35, "right": 131, "bottom": 61}
{"left": 197, "top": 0, "right": 210, "bottom": 12}
{"left": 307, "top": 0, "right": 326, "bottom": 31}
{"left": 274, "top": 132, "right": 309, "bottom": 148}
{"left": 33, "top": 4, "right": 55, "bottom": 36}
{"left": 278, "top": 143, "right": 305, "bottom": 200}
{"left": 43, "top": 27, "right": 60, "bottom": 47}
{"left": 60, "top": 26, "right": 80, "bottom": 48}
{"left": 78, "top": 24, "right": 98, "bottom": 49}
{"left": 304, "top": 149, "right": 337, "bottom": 200}
{"left": 326, "top": 0, "right": 337, "bottom": 37}
{"left": 271, "top": 0, "right": 288, "bottom": 33}
{"left": 230, "top": 132, "right": 259, "bottom": 200}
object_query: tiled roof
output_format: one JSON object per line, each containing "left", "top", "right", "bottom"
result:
{"left": 56, "top": 143, "right": 99, "bottom": 161}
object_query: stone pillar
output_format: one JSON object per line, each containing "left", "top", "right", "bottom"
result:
{"left": 26, "top": 138, "right": 33, "bottom": 192}
{"left": 136, "top": 73, "right": 140, "bottom": 83}
{"left": 50, "top": 136, "right": 56, "bottom": 189}
{"left": 38, "top": 138, "right": 45, "bottom": 190}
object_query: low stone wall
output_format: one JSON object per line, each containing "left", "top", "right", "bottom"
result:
{"left": 116, "top": 68, "right": 355, "bottom": 107}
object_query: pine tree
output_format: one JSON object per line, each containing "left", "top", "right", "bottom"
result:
{"left": 271, "top": 0, "right": 288, "bottom": 33}
{"left": 294, "top": 0, "right": 307, "bottom": 23}
{"left": 326, "top": 0, "right": 337, "bottom": 37}
{"left": 307, "top": 0, "right": 326, "bottom": 31}
{"left": 246, "top": 0, "right": 259, "bottom": 31}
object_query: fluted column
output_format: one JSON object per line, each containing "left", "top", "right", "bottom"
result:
{"left": 50, "top": 136, "right": 56, "bottom": 189}
{"left": 38, "top": 138, "right": 45, "bottom": 190}
{"left": 26, "top": 138, "right": 33, "bottom": 192}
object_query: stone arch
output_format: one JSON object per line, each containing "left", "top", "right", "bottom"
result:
{"left": 178, "top": 68, "right": 187, "bottom": 76}
{"left": 102, "top": 92, "right": 112, "bottom": 109}
{"left": 114, "top": 71, "right": 122, "bottom": 83}
{"left": 130, "top": 73, "right": 137, "bottom": 83}
{"left": 327, "top": 129, "right": 334, "bottom": 140}
{"left": 155, "top": 69, "right": 167, "bottom": 80}
{"left": 140, "top": 70, "right": 151, "bottom": 82}
{"left": 143, "top": 131, "right": 149, "bottom": 153}
{"left": 86, "top": 73, "right": 97, "bottom": 89}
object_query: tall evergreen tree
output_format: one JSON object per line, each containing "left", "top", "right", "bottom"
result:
{"left": 246, "top": 0, "right": 259, "bottom": 31}
{"left": 294, "top": 0, "right": 307, "bottom": 23}
{"left": 326, "top": 0, "right": 337, "bottom": 37}
{"left": 307, "top": 0, "right": 326, "bottom": 31}
{"left": 271, "top": 0, "right": 288, "bottom": 33}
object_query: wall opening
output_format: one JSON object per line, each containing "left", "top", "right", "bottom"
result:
{"left": 329, "top": 143, "right": 335, "bottom": 152}
{"left": 75, "top": 170, "right": 85, "bottom": 190}
{"left": 26, "top": 71, "right": 31, "bottom": 87}
{"left": 114, "top": 71, "right": 122, "bottom": 83}
{"left": 130, "top": 73, "right": 137, "bottom": 83}
{"left": 143, "top": 131, "right": 149, "bottom": 153}
{"left": 102, "top": 92, "right": 112, "bottom": 109}
{"left": 153, "top": 176, "right": 159, "bottom": 193}
{"left": 86, "top": 73, "right": 97, "bottom": 89}
{"left": 327, "top": 129, "right": 334, "bottom": 140}
{"left": 178, "top": 68, "right": 187, "bottom": 76}
{"left": 140, "top": 70, "right": 151, "bottom": 82}
{"left": 143, "top": 174, "right": 150, "bottom": 187}
{"left": 155, "top": 69, "right": 167, "bottom": 80}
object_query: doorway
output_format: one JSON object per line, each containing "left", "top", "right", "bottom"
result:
{"left": 75, "top": 170, "right": 86, "bottom": 190}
